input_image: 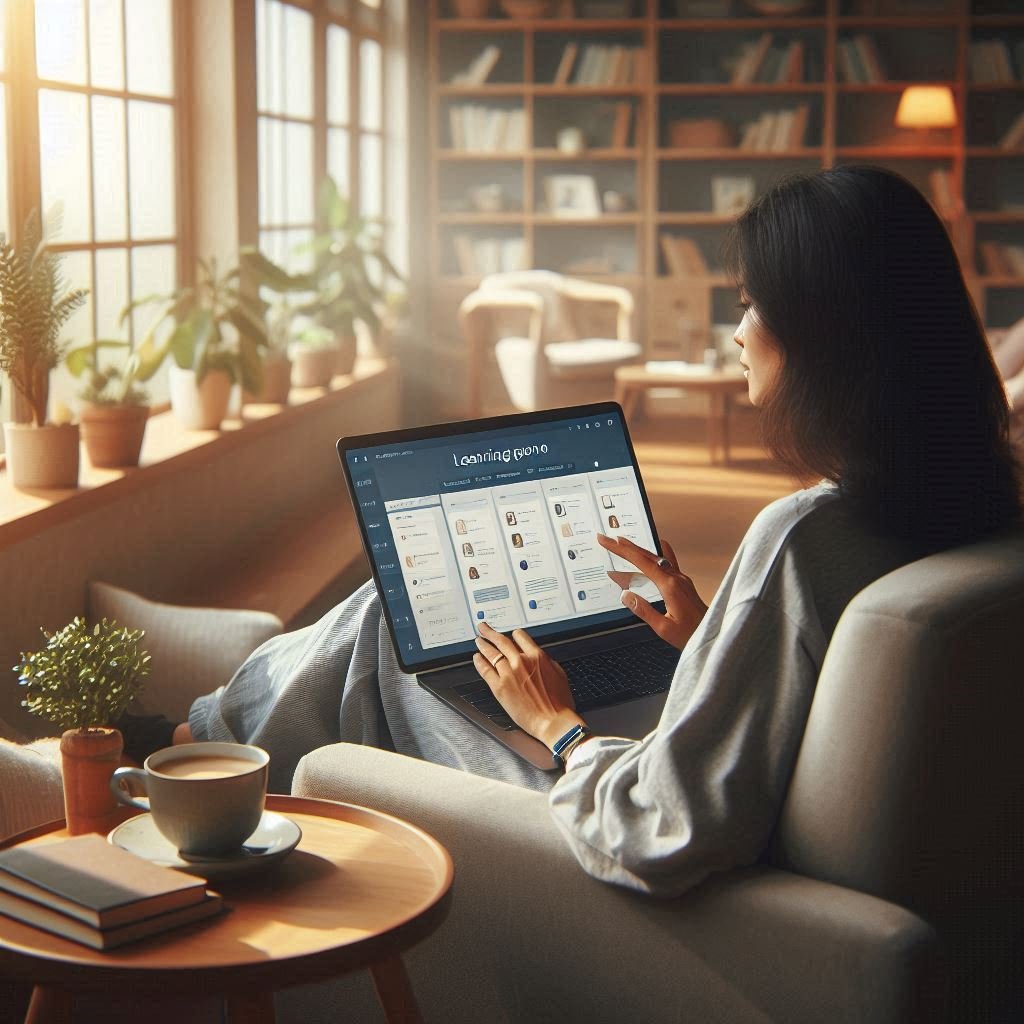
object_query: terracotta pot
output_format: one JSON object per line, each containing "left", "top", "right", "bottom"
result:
{"left": 291, "top": 346, "right": 336, "bottom": 389}
{"left": 244, "top": 355, "right": 292, "bottom": 405}
{"left": 333, "top": 334, "right": 358, "bottom": 377}
{"left": 2, "top": 422, "right": 80, "bottom": 490}
{"left": 168, "top": 365, "right": 233, "bottom": 430}
{"left": 80, "top": 404, "right": 149, "bottom": 468}
{"left": 60, "top": 727, "right": 124, "bottom": 835}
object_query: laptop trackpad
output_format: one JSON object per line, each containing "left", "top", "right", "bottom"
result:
{"left": 584, "top": 692, "right": 666, "bottom": 740}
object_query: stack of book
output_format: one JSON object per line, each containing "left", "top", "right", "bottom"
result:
{"left": 978, "top": 242, "right": 1024, "bottom": 278}
{"left": 999, "top": 113, "right": 1024, "bottom": 150}
{"left": 0, "top": 834, "right": 223, "bottom": 951}
{"left": 448, "top": 105, "right": 527, "bottom": 152}
{"left": 968, "top": 40, "right": 1022, "bottom": 85}
{"left": 450, "top": 45, "right": 502, "bottom": 86}
{"left": 660, "top": 234, "right": 709, "bottom": 277}
{"left": 453, "top": 235, "right": 526, "bottom": 276}
{"left": 563, "top": 43, "right": 645, "bottom": 86}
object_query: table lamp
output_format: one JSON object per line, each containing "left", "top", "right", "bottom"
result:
{"left": 895, "top": 85, "right": 957, "bottom": 142}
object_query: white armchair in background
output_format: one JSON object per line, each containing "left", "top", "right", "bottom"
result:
{"left": 458, "top": 270, "right": 642, "bottom": 416}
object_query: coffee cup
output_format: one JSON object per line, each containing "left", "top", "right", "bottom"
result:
{"left": 110, "top": 742, "right": 269, "bottom": 858}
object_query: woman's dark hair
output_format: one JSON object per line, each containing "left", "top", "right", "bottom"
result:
{"left": 723, "top": 165, "right": 1021, "bottom": 552}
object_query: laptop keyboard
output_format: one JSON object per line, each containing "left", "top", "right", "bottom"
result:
{"left": 453, "top": 638, "right": 679, "bottom": 731}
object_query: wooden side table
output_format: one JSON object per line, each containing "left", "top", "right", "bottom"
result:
{"left": 613, "top": 364, "right": 750, "bottom": 464}
{"left": 0, "top": 794, "right": 453, "bottom": 1023}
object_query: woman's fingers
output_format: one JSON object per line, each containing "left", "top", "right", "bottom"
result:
{"left": 477, "top": 620, "right": 518, "bottom": 661}
{"left": 511, "top": 627, "right": 541, "bottom": 654}
{"left": 620, "top": 590, "right": 669, "bottom": 638}
{"left": 660, "top": 538, "right": 679, "bottom": 571}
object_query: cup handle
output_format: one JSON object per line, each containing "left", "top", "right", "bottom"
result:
{"left": 110, "top": 767, "right": 151, "bottom": 811}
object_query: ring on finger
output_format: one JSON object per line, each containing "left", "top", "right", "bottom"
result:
{"left": 491, "top": 653, "right": 507, "bottom": 669}
{"left": 656, "top": 556, "right": 671, "bottom": 569}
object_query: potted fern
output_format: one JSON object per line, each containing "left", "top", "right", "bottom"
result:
{"left": 16, "top": 618, "right": 151, "bottom": 835}
{"left": 65, "top": 333, "right": 168, "bottom": 468}
{"left": 0, "top": 210, "right": 88, "bottom": 489}
{"left": 125, "top": 257, "right": 270, "bottom": 430}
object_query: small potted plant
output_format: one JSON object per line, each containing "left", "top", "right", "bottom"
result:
{"left": 125, "top": 257, "right": 270, "bottom": 430}
{"left": 0, "top": 209, "right": 88, "bottom": 489}
{"left": 16, "top": 617, "right": 151, "bottom": 835}
{"left": 64, "top": 332, "right": 168, "bottom": 468}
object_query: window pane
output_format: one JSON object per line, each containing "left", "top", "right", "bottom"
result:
{"left": 256, "top": 0, "right": 269, "bottom": 112}
{"left": 359, "top": 133, "right": 382, "bottom": 220}
{"left": 0, "top": 85, "right": 7, "bottom": 242}
{"left": 36, "top": 0, "right": 87, "bottom": 85}
{"left": 284, "top": 121, "right": 314, "bottom": 224}
{"left": 89, "top": 0, "right": 124, "bottom": 91}
{"left": 125, "top": 0, "right": 172, "bottom": 97}
{"left": 327, "top": 127, "right": 349, "bottom": 197}
{"left": 39, "top": 89, "right": 92, "bottom": 243}
{"left": 327, "top": 25, "right": 350, "bottom": 125}
{"left": 259, "top": 229, "right": 290, "bottom": 272}
{"left": 259, "top": 116, "right": 287, "bottom": 226}
{"left": 360, "top": 39, "right": 382, "bottom": 132}
{"left": 92, "top": 96, "right": 127, "bottom": 241}
{"left": 283, "top": 4, "right": 313, "bottom": 120}
{"left": 0, "top": 0, "right": 7, "bottom": 73}
{"left": 95, "top": 247, "right": 130, "bottom": 342}
{"left": 261, "top": 0, "right": 284, "bottom": 115}
{"left": 128, "top": 100, "right": 175, "bottom": 239}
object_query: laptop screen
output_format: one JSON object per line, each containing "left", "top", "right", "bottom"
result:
{"left": 338, "top": 403, "right": 664, "bottom": 673}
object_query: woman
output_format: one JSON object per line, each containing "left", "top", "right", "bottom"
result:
{"left": 141, "top": 166, "right": 1020, "bottom": 897}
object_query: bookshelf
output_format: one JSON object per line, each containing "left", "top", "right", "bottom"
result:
{"left": 424, "top": 0, "right": 1024, "bottom": 409}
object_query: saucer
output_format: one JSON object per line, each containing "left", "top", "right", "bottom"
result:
{"left": 108, "top": 810, "right": 302, "bottom": 880}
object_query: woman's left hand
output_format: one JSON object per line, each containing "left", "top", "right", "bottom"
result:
{"left": 473, "top": 622, "right": 584, "bottom": 751}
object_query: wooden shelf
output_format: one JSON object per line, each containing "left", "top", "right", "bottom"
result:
{"left": 532, "top": 214, "right": 640, "bottom": 226}
{"left": 656, "top": 213, "right": 737, "bottom": 225}
{"left": 971, "top": 210, "right": 1024, "bottom": 222}
{"left": 837, "top": 15, "right": 960, "bottom": 27}
{"left": 657, "top": 147, "right": 824, "bottom": 160}
{"left": 835, "top": 82, "right": 965, "bottom": 93}
{"left": 973, "top": 276, "right": 1024, "bottom": 286}
{"left": 654, "top": 17, "right": 826, "bottom": 30}
{"left": 657, "top": 83, "right": 825, "bottom": 95}
{"left": 835, "top": 145, "right": 958, "bottom": 157}
{"left": 532, "top": 147, "right": 641, "bottom": 160}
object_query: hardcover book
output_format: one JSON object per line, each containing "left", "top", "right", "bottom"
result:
{"left": 0, "top": 834, "right": 208, "bottom": 929}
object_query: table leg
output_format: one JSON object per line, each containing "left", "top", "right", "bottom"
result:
{"left": 225, "top": 991, "right": 276, "bottom": 1023}
{"left": 616, "top": 383, "right": 640, "bottom": 422}
{"left": 370, "top": 953, "right": 424, "bottom": 1024}
{"left": 708, "top": 392, "right": 727, "bottom": 464}
{"left": 721, "top": 394, "right": 733, "bottom": 464}
{"left": 25, "top": 986, "right": 73, "bottom": 1024}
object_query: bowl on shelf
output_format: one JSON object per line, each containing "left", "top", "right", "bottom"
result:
{"left": 450, "top": 0, "right": 492, "bottom": 16}
{"left": 500, "top": 0, "right": 552, "bottom": 17}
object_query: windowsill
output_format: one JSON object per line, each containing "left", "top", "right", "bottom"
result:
{"left": 0, "top": 357, "right": 393, "bottom": 547}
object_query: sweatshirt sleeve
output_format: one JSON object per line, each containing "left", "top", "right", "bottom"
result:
{"left": 547, "top": 596, "right": 821, "bottom": 898}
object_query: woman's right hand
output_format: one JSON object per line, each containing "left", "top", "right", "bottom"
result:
{"left": 597, "top": 535, "right": 707, "bottom": 651}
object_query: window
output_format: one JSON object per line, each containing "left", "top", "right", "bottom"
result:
{"left": 1, "top": 0, "right": 181, "bottom": 419}
{"left": 256, "top": 0, "right": 387, "bottom": 276}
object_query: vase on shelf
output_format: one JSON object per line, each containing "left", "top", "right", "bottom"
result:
{"left": 60, "top": 727, "right": 124, "bottom": 835}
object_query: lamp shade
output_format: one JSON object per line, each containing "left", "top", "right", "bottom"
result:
{"left": 895, "top": 85, "right": 957, "bottom": 129}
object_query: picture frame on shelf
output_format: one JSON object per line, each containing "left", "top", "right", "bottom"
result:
{"left": 545, "top": 175, "right": 602, "bottom": 218}
{"left": 711, "top": 176, "right": 756, "bottom": 216}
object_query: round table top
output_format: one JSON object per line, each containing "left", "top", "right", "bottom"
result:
{"left": 0, "top": 794, "right": 453, "bottom": 993}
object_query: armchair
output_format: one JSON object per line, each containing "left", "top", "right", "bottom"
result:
{"left": 458, "top": 270, "right": 642, "bottom": 416}
{"left": 289, "top": 529, "right": 1024, "bottom": 1023}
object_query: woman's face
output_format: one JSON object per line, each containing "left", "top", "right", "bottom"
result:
{"left": 733, "top": 296, "right": 782, "bottom": 407}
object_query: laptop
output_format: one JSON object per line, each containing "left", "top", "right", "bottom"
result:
{"left": 337, "top": 402, "right": 679, "bottom": 771}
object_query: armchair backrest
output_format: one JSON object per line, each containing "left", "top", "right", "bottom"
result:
{"left": 770, "top": 530, "right": 1024, "bottom": 934}
{"left": 476, "top": 270, "right": 632, "bottom": 343}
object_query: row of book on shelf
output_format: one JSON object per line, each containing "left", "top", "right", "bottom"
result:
{"left": 968, "top": 40, "right": 1024, "bottom": 85}
{"left": 1000, "top": 113, "right": 1024, "bottom": 150}
{"left": 554, "top": 42, "right": 646, "bottom": 86}
{"left": 0, "top": 834, "right": 223, "bottom": 951}
{"left": 978, "top": 242, "right": 1024, "bottom": 278}
{"left": 660, "top": 234, "right": 710, "bottom": 277}
{"left": 453, "top": 234, "right": 527, "bottom": 277}
{"left": 730, "top": 35, "right": 807, "bottom": 86}
{"left": 836, "top": 35, "right": 886, "bottom": 84}
{"left": 738, "top": 104, "right": 809, "bottom": 152}
{"left": 448, "top": 105, "right": 528, "bottom": 152}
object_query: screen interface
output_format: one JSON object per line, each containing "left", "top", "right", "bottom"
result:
{"left": 342, "top": 407, "right": 662, "bottom": 671}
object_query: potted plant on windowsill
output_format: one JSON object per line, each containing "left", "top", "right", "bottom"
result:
{"left": 296, "top": 176, "right": 404, "bottom": 376}
{"left": 125, "top": 257, "right": 270, "bottom": 430}
{"left": 0, "top": 209, "right": 89, "bottom": 489}
{"left": 64, "top": 333, "right": 168, "bottom": 468}
{"left": 16, "top": 617, "right": 150, "bottom": 835}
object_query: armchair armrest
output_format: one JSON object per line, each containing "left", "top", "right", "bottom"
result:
{"left": 560, "top": 278, "right": 635, "bottom": 340}
{"left": 458, "top": 289, "right": 545, "bottom": 416}
{"left": 292, "top": 745, "right": 943, "bottom": 1024}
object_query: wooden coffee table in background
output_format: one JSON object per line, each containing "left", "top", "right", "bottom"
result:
{"left": 614, "top": 363, "right": 749, "bottom": 464}
{"left": 0, "top": 794, "right": 453, "bottom": 1023}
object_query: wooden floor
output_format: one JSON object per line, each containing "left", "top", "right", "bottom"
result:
{"left": 631, "top": 410, "right": 796, "bottom": 602}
